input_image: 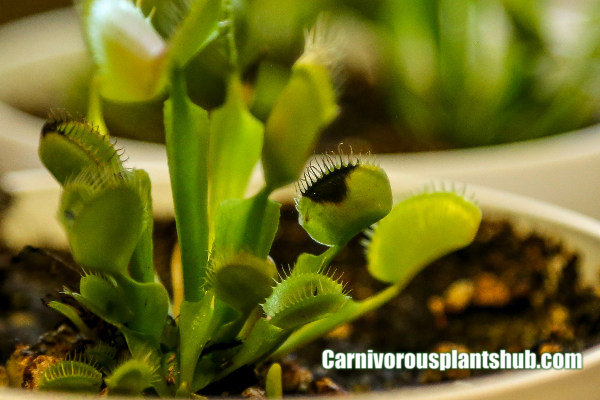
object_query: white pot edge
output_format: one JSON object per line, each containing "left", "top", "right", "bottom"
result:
{"left": 2, "top": 164, "right": 600, "bottom": 399}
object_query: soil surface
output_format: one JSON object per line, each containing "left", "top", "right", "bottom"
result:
{"left": 1, "top": 201, "right": 600, "bottom": 395}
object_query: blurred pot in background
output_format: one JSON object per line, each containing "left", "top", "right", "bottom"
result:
{"left": 381, "top": 0, "right": 600, "bottom": 148}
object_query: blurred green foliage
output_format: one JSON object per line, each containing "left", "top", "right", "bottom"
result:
{"left": 382, "top": 0, "right": 600, "bottom": 146}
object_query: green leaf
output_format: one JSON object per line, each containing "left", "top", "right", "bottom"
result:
{"left": 296, "top": 162, "right": 393, "bottom": 246}
{"left": 204, "top": 298, "right": 242, "bottom": 343}
{"left": 164, "top": 68, "right": 210, "bottom": 301}
{"left": 68, "top": 280, "right": 170, "bottom": 395}
{"left": 502, "top": 0, "right": 544, "bottom": 45}
{"left": 177, "top": 296, "right": 218, "bottom": 396}
{"left": 47, "top": 301, "right": 95, "bottom": 338}
{"left": 212, "top": 194, "right": 281, "bottom": 260}
{"left": 59, "top": 167, "right": 147, "bottom": 275}
{"left": 146, "top": 0, "right": 191, "bottom": 37}
{"left": 291, "top": 245, "right": 346, "bottom": 276}
{"left": 116, "top": 275, "right": 170, "bottom": 344}
{"left": 262, "top": 61, "right": 339, "bottom": 189}
{"left": 117, "top": 328, "right": 171, "bottom": 396}
{"left": 217, "top": 318, "right": 287, "bottom": 380}
{"left": 292, "top": 253, "right": 327, "bottom": 275}
{"left": 274, "top": 288, "right": 398, "bottom": 357}
{"left": 129, "top": 169, "right": 155, "bottom": 283}
{"left": 166, "top": 0, "right": 222, "bottom": 67}
{"left": 191, "top": 319, "right": 288, "bottom": 391}
{"left": 190, "top": 349, "right": 233, "bottom": 392}
{"left": 72, "top": 274, "right": 169, "bottom": 345}
{"left": 38, "top": 361, "right": 102, "bottom": 393}
{"left": 386, "top": 0, "right": 438, "bottom": 100}
{"left": 105, "top": 358, "right": 156, "bottom": 396}
{"left": 275, "top": 191, "right": 481, "bottom": 357}
{"left": 208, "top": 77, "right": 264, "bottom": 227}
{"left": 39, "top": 113, "right": 122, "bottom": 185}
{"left": 72, "top": 273, "right": 133, "bottom": 326}
{"left": 367, "top": 191, "right": 482, "bottom": 284}
{"left": 438, "top": 0, "right": 469, "bottom": 102}
{"left": 250, "top": 61, "right": 291, "bottom": 120}
{"left": 209, "top": 192, "right": 280, "bottom": 312}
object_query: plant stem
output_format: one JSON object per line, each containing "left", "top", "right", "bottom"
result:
{"left": 272, "top": 281, "right": 404, "bottom": 357}
{"left": 242, "top": 186, "right": 271, "bottom": 252}
{"left": 87, "top": 74, "right": 108, "bottom": 135}
{"left": 224, "top": 0, "right": 238, "bottom": 72}
{"left": 130, "top": 227, "right": 154, "bottom": 283}
{"left": 130, "top": 170, "right": 155, "bottom": 283}
{"left": 321, "top": 244, "right": 344, "bottom": 266}
{"left": 164, "top": 69, "right": 210, "bottom": 301}
{"left": 238, "top": 306, "right": 262, "bottom": 339}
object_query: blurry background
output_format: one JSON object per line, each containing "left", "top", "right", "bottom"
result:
{"left": 0, "top": 0, "right": 71, "bottom": 24}
{"left": 1, "top": 0, "right": 600, "bottom": 151}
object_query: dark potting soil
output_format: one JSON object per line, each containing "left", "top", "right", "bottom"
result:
{"left": 1, "top": 202, "right": 600, "bottom": 395}
{"left": 316, "top": 76, "right": 452, "bottom": 155}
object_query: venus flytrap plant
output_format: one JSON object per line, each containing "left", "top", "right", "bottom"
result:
{"left": 32, "top": 1, "right": 483, "bottom": 397}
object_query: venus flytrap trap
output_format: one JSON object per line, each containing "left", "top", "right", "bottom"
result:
{"left": 295, "top": 156, "right": 393, "bottom": 246}
{"left": 30, "top": 0, "right": 483, "bottom": 397}
{"left": 105, "top": 358, "right": 159, "bottom": 395}
{"left": 38, "top": 360, "right": 103, "bottom": 392}
{"left": 262, "top": 20, "right": 341, "bottom": 190}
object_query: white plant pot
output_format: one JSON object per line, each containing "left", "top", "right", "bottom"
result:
{"left": 0, "top": 8, "right": 167, "bottom": 173}
{"left": 2, "top": 7, "right": 600, "bottom": 221}
{"left": 2, "top": 163, "right": 600, "bottom": 399}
